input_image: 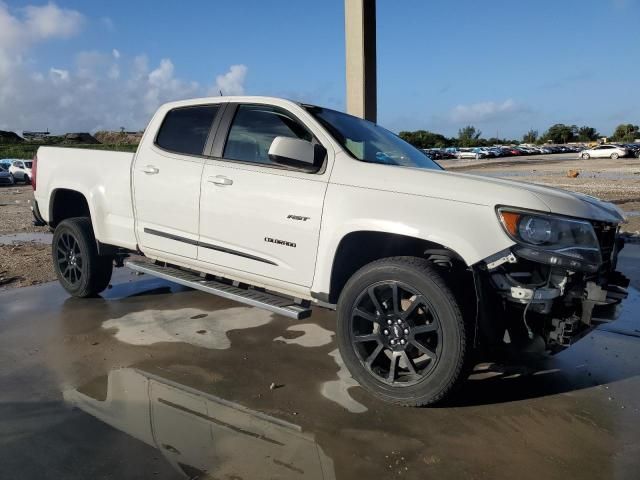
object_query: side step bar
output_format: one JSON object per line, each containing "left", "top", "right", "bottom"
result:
{"left": 125, "top": 260, "right": 312, "bottom": 320}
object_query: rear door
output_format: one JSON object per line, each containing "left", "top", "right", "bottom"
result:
{"left": 197, "top": 103, "right": 329, "bottom": 287}
{"left": 133, "top": 103, "right": 223, "bottom": 259}
{"left": 595, "top": 146, "right": 609, "bottom": 158}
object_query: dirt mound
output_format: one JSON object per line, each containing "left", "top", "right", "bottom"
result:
{"left": 94, "top": 131, "right": 142, "bottom": 145}
{"left": 0, "top": 131, "right": 24, "bottom": 144}
{"left": 62, "top": 133, "right": 99, "bottom": 144}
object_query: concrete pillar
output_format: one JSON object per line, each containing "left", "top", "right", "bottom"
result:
{"left": 344, "top": 0, "right": 377, "bottom": 122}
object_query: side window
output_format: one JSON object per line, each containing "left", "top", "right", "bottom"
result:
{"left": 155, "top": 105, "right": 219, "bottom": 156}
{"left": 223, "top": 105, "right": 312, "bottom": 165}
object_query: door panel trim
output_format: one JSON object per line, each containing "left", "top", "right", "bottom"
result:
{"left": 143, "top": 228, "right": 277, "bottom": 266}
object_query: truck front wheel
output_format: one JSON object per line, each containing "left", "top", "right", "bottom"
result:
{"left": 52, "top": 217, "right": 113, "bottom": 297}
{"left": 336, "top": 257, "right": 469, "bottom": 407}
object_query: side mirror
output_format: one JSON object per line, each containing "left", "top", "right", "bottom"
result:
{"left": 268, "top": 136, "right": 325, "bottom": 172}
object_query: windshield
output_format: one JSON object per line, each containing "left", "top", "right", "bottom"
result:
{"left": 303, "top": 106, "right": 442, "bottom": 170}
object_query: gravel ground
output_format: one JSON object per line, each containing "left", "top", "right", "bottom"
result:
{"left": 0, "top": 184, "right": 48, "bottom": 234}
{"left": 0, "top": 156, "right": 638, "bottom": 290}
{"left": 0, "top": 184, "right": 54, "bottom": 289}
{"left": 0, "top": 242, "right": 55, "bottom": 289}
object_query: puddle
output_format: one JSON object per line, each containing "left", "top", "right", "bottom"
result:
{"left": 102, "top": 307, "right": 273, "bottom": 349}
{"left": 320, "top": 349, "right": 368, "bottom": 413}
{"left": 0, "top": 232, "right": 53, "bottom": 245}
{"left": 65, "top": 368, "right": 336, "bottom": 480}
{"left": 274, "top": 324, "right": 334, "bottom": 347}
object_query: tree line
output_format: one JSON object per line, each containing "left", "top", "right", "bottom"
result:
{"left": 399, "top": 123, "right": 640, "bottom": 149}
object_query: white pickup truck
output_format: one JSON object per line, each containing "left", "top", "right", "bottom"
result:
{"left": 32, "top": 96, "right": 629, "bottom": 406}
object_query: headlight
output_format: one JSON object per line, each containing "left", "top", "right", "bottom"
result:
{"left": 497, "top": 208, "right": 602, "bottom": 269}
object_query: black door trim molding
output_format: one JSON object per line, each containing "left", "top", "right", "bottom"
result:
{"left": 143, "top": 228, "right": 277, "bottom": 266}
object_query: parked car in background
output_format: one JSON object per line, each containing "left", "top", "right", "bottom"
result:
{"left": 0, "top": 165, "right": 15, "bottom": 186}
{"left": 580, "top": 145, "right": 628, "bottom": 160}
{"left": 623, "top": 144, "right": 640, "bottom": 158}
{"left": 457, "top": 148, "right": 485, "bottom": 159}
{"left": 8, "top": 159, "right": 33, "bottom": 183}
{"left": 421, "top": 149, "right": 456, "bottom": 160}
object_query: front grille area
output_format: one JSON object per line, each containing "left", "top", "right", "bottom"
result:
{"left": 592, "top": 222, "right": 618, "bottom": 269}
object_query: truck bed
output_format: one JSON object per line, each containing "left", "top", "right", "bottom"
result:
{"left": 34, "top": 146, "right": 138, "bottom": 250}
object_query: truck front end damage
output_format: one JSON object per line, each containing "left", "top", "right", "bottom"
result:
{"left": 476, "top": 208, "right": 629, "bottom": 352}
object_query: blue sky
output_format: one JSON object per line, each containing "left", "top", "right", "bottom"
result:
{"left": 1, "top": 0, "right": 639, "bottom": 137}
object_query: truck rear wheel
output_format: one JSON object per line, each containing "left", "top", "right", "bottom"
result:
{"left": 52, "top": 217, "right": 113, "bottom": 297}
{"left": 336, "top": 257, "right": 469, "bottom": 407}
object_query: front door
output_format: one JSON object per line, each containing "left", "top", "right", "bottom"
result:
{"left": 133, "top": 104, "right": 221, "bottom": 259}
{"left": 197, "top": 103, "right": 329, "bottom": 287}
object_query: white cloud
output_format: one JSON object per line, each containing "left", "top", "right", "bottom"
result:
{"left": 23, "top": 2, "right": 83, "bottom": 39}
{"left": 49, "top": 68, "right": 69, "bottom": 82}
{"left": 212, "top": 64, "right": 248, "bottom": 96}
{"left": 448, "top": 99, "right": 529, "bottom": 124}
{"left": 0, "top": 2, "right": 83, "bottom": 50}
{"left": 0, "top": 2, "right": 83, "bottom": 77}
{"left": 0, "top": 4, "right": 249, "bottom": 133}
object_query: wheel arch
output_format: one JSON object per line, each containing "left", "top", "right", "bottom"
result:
{"left": 49, "top": 188, "right": 92, "bottom": 228}
{"left": 318, "top": 230, "right": 469, "bottom": 304}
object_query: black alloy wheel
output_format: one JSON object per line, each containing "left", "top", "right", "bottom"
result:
{"left": 336, "top": 257, "right": 469, "bottom": 407}
{"left": 349, "top": 281, "right": 442, "bottom": 386}
{"left": 56, "top": 231, "right": 84, "bottom": 286}
{"left": 52, "top": 217, "right": 113, "bottom": 297}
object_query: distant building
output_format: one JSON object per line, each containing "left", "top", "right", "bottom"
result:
{"left": 23, "top": 130, "right": 50, "bottom": 142}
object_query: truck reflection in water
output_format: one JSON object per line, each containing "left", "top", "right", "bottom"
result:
{"left": 64, "top": 368, "right": 335, "bottom": 479}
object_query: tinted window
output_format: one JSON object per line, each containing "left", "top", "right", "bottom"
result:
{"left": 156, "top": 105, "right": 219, "bottom": 156}
{"left": 24, "top": 161, "right": 32, "bottom": 168}
{"left": 223, "top": 105, "right": 312, "bottom": 165}
{"left": 304, "top": 105, "right": 442, "bottom": 171}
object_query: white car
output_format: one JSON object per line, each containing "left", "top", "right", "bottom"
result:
{"left": 580, "top": 145, "right": 627, "bottom": 160}
{"left": 456, "top": 148, "right": 484, "bottom": 159}
{"left": 8, "top": 159, "right": 33, "bottom": 183}
{"left": 32, "top": 96, "right": 629, "bottom": 407}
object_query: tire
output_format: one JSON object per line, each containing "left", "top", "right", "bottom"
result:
{"left": 336, "top": 256, "right": 469, "bottom": 407}
{"left": 52, "top": 217, "right": 113, "bottom": 297}
{"left": 581, "top": 153, "right": 590, "bottom": 159}
{"left": 611, "top": 153, "right": 619, "bottom": 160}
{"left": 23, "top": 175, "right": 31, "bottom": 185}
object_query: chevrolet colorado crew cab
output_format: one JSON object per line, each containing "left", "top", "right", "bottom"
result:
{"left": 32, "top": 96, "right": 629, "bottom": 406}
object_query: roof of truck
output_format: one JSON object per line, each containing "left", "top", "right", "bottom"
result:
{"left": 160, "top": 95, "right": 307, "bottom": 109}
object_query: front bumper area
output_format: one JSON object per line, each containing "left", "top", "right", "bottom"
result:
{"left": 479, "top": 233, "right": 630, "bottom": 350}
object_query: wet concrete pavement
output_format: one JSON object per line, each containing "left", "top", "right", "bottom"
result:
{"left": 1, "top": 249, "right": 639, "bottom": 479}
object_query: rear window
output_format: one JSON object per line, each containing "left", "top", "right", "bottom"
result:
{"left": 24, "top": 161, "right": 32, "bottom": 168}
{"left": 155, "top": 105, "right": 219, "bottom": 156}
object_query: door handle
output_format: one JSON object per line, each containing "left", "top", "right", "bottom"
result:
{"left": 208, "top": 175, "right": 233, "bottom": 186}
{"left": 141, "top": 165, "right": 159, "bottom": 175}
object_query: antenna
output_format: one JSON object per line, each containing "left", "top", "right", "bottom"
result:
{"left": 219, "top": 90, "right": 223, "bottom": 96}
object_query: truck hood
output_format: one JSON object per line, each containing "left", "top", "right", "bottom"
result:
{"left": 443, "top": 170, "right": 625, "bottom": 224}
{"left": 335, "top": 157, "right": 626, "bottom": 225}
